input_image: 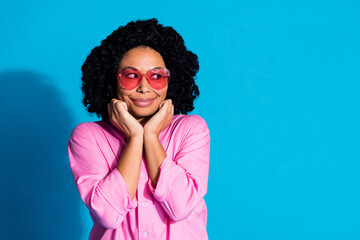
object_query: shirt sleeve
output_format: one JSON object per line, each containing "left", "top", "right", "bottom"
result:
{"left": 68, "top": 123, "right": 137, "bottom": 229}
{"left": 147, "top": 115, "right": 210, "bottom": 221}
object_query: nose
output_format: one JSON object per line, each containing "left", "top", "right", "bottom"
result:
{"left": 136, "top": 75, "right": 151, "bottom": 93}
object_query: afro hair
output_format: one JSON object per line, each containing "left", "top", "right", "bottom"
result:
{"left": 81, "top": 18, "right": 200, "bottom": 120}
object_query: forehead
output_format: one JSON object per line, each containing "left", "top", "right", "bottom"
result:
{"left": 119, "top": 47, "right": 166, "bottom": 71}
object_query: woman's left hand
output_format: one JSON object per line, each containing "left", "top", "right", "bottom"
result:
{"left": 144, "top": 99, "right": 174, "bottom": 137}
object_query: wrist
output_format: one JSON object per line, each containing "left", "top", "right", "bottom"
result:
{"left": 143, "top": 126, "right": 159, "bottom": 138}
{"left": 128, "top": 134, "right": 144, "bottom": 143}
{"left": 129, "top": 126, "right": 144, "bottom": 138}
{"left": 143, "top": 131, "right": 159, "bottom": 141}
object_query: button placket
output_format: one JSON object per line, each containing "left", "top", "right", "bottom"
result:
{"left": 138, "top": 157, "right": 150, "bottom": 240}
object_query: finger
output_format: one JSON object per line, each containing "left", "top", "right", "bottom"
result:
{"left": 168, "top": 100, "right": 172, "bottom": 111}
{"left": 108, "top": 102, "right": 115, "bottom": 117}
{"left": 108, "top": 103, "right": 117, "bottom": 126}
{"left": 165, "top": 99, "right": 172, "bottom": 112}
{"left": 121, "top": 101, "right": 128, "bottom": 111}
{"left": 109, "top": 98, "right": 116, "bottom": 112}
{"left": 167, "top": 99, "right": 173, "bottom": 107}
{"left": 161, "top": 99, "right": 170, "bottom": 109}
{"left": 115, "top": 100, "right": 127, "bottom": 110}
{"left": 111, "top": 98, "right": 118, "bottom": 104}
{"left": 113, "top": 100, "right": 127, "bottom": 116}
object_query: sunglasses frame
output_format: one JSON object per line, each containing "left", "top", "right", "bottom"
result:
{"left": 116, "top": 67, "right": 171, "bottom": 90}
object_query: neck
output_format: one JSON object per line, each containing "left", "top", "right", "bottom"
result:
{"left": 138, "top": 117, "right": 150, "bottom": 126}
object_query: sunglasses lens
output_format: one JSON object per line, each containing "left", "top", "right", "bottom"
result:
{"left": 146, "top": 68, "right": 170, "bottom": 90}
{"left": 117, "top": 68, "right": 170, "bottom": 90}
{"left": 118, "top": 69, "right": 140, "bottom": 90}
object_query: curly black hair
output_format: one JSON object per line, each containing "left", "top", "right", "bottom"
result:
{"left": 81, "top": 18, "right": 200, "bottom": 121}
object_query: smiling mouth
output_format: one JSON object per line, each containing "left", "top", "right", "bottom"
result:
{"left": 131, "top": 98, "right": 155, "bottom": 107}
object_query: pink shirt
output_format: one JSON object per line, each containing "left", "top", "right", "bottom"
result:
{"left": 68, "top": 114, "right": 210, "bottom": 240}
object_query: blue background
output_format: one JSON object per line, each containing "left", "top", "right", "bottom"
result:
{"left": 1, "top": 0, "right": 359, "bottom": 239}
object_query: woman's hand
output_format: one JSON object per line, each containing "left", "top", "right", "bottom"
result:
{"left": 107, "top": 98, "right": 143, "bottom": 138}
{"left": 108, "top": 98, "right": 143, "bottom": 200}
{"left": 143, "top": 99, "right": 173, "bottom": 187}
{"left": 144, "top": 99, "right": 174, "bottom": 137}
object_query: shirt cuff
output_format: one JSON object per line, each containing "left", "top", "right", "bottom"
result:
{"left": 148, "top": 155, "right": 182, "bottom": 202}
{"left": 97, "top": 168, "right": 138, "bottom": 215}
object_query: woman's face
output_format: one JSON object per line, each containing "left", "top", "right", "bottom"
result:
{"left": 116, "top": 47, "right": 168, "bottom": 122}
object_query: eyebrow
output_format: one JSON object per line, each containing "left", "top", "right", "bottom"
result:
{"left": 122, "top": 66, "right": 164, "bottom": 70}
{"left": 122, "top": 66, "right": 137, "bottom": 70}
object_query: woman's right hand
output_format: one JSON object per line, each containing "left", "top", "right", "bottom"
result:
{"left": 108, "top": 98, "right": 143, "bottom": 201}
{"left": 107, "top": 98, "right": 143, "bottom": 138}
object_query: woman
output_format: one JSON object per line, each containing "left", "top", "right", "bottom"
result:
{"left": 68, "top": 18, "right": 210, "bottom": 240}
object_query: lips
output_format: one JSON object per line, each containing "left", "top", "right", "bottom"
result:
{"left": 131, "top": 98, "right": 155, "bottom": 107}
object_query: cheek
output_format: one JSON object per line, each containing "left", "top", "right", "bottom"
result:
{"left": 117, "top": 92, "right": 125, "bottom": 101}
{"left": 160, "top": 87, "right": 168, "bottom": 100}
{"left": 117, "top": 88, "right": 131, "bottom": 101}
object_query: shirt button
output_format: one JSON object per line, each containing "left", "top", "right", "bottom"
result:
{"left": 140, "top": 173, "right": 146, "bottom": 178}
{"left": 142, "top": 202, "right": 148, "bottom": 207}
{"left": 142, "top": 231, "right": 148, "bottom": 238}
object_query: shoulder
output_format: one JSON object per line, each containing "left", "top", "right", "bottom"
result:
{"left": 173, "top": 114, "right": 208, "bottom": 127}
{"left": 69, "top": 121, "right": 115, "bottom": 140}
{"left": 170, "top": 114, "right": 210, "bottom": 136}
{"left": 164, "top": 115, "right": 210, "bottom": 150}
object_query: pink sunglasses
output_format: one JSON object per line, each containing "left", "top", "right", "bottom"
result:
{"left": 117, "top": 67, "right": 170, "bottom": 90}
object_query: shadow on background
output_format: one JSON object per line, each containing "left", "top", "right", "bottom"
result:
{"left": 0, "top": 71, "right": 81, "bottom": 239}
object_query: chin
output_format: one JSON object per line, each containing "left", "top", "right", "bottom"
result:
{"left": 130, "top": 107, "right": 157, "bottom": 119}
